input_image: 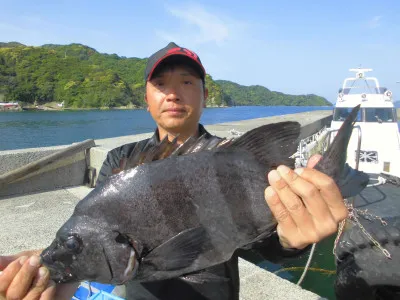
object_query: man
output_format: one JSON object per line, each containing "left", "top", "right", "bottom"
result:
{"left": 0, "top": 42, "right": 347, "bottom": 300}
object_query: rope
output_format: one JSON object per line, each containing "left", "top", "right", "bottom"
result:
{"left": 274, "top": 266, "right": 336, "bottom": 276}
{"left": 296, "top": 242, "right": 316, "bottom": 286}
{"left": 366, "top": 176, "right": 386, "bottom": 187}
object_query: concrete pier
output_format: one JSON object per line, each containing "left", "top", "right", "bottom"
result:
{"left": 0, "top": 110, "right": 332, "bottom": 299}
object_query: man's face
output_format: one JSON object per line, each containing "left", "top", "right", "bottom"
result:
{"left": 145, "top": 64, "right": 208, "bottom": 135}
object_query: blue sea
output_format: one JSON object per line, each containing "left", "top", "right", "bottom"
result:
{"left": 0, "top": 106, "right": 333, "bottom": 151}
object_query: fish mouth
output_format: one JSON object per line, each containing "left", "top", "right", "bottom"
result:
{"left": 40, "top": 247, "right": 81, "bottom": 284}
{"left": 41, "top": 252, "right": 113, "bottom": 284}
{"left": 41, "top": 259, "right": 78, "bottom": 283}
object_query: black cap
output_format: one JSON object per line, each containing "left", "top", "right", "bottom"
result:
{"left": 144, "top": 42, "right": 206, "bottom": 81}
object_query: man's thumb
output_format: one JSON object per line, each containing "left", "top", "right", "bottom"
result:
{"left": 307, "top": 154, "right": 322, "bottom": 168}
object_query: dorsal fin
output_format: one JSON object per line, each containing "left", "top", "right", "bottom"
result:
{"left": 223, "top": 121, "right": 301, "bottom": 168}
{"left": 123, "top": 136, "right": 180, "bottom": 170}
{"left": 142, "top": 135, "right": 179, "bottom": 163}
{"left": 185, "top": 133, "right": 210, "bottom": 153}
{"left": 124, "top": 138, "right": 156, "bottom": 170}
{"left": 170, "top": 136, "right": 198, "bottom": 156}
{"left": 170, "top": 134, "right": 228, "bottom": 156}
{"left": 121, "top": 122, "right": 300, "bottom": 172}
{"left": 121, "top": 132, "right": 232, "bottom": 171}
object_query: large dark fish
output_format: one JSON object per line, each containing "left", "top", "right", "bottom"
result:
{"left": 335, "top": 215, "right": 400, "bottom": 300}
{"left": 41, "top": 105, "right": 368, "bottom": 285}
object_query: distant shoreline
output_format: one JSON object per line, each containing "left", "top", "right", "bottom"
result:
{"left": 0, "top": 103, "right": 334, "bottom": 112}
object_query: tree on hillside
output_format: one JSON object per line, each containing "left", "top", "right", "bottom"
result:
{"left": 0, "top": 43, "right": 331, "bottom": 108}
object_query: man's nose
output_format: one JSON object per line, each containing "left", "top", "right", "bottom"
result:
{"left": 165, "top": 87, "right": 180, "bottom": 102}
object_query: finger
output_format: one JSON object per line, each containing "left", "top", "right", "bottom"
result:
{"left": 22, "top": 250, "right": 43, "bottom": 257}
{"left": 294, "top": 168, "right": 348, "bottom": 222}
{"left": 268, "top": 169, "right": 313, "bottom": 228}
{"left": 0, "top": 250, "right": 42, "bottom": 271}
{"left": 264, "top": 186, "right": 297, "bottom": 249}
{"left": 6, "top": 256, "right": 41, "bottom": 300}
{"left": 276, "top": 224, "right": 302, "bottom": 249}
{"left": 265, "top": 184, "right": 315, "bottom": 249}
{"left": 39, "top": 281, "right": 56, "bottom": 300}
{"left": 265, "top": 186, "right": 296, "bottom": 228}
{"left": 0, "top": 256, "right": 17, "bottom": 271}
{"left": 0, "top": 256, "right": 27, "bottom": 293}
{"left": 24, "top": 267, "right": 51, "bottom": 300}
{"left": 307, "top": 154, "right": 322, "bottom": 168}
{"left": 277, "top": 165, "right": 335, "bottom": 223}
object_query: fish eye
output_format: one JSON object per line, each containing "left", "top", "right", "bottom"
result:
{"left": 65, "top": 236, "right": 82, "bottom": 253}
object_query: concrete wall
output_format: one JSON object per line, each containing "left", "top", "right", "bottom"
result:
{"left": 0, "top": 111, "right": 333, "bottom": 198}
{"left": 0, "top": 145, "right": 91, "bottom": 198}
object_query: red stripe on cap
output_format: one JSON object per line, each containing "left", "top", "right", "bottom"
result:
{"left": 147, "top": 48, "right": 205, "bottom": 81}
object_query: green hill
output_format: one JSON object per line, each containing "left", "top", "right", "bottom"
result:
{"left": 216, "top": 80, "right": 331, "bottom": 106}
{"left": 0, "top": 42, "right": 331, "bottom": 108}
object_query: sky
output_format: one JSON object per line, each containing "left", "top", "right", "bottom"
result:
{"left": 1, "top": 0, "right": 400, "bottom": 103}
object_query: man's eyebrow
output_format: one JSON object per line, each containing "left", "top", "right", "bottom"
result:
{"left": 151, "top": 70, "right": 198, "bottom": 79}
{"left": 179, "top": 71, "right": 197, "bottom": 77}
{"left": 151, "top": 73, "right": 164, "bottom": 79}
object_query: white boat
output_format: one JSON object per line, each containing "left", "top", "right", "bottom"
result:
{"left": 290, "top": 69, "right": 400, "bottom": 298}
{"left": 329, "top": 68, "right": 400, "bottom": 178}
{"left": 327, "top": 69, "right": 400, "bottom": 299}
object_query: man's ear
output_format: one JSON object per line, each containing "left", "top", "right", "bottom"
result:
{"left": 144, "top": 93, "right": 149, "bottom": 112}
{"left": 203, "top": 88, "right": 209, "bottom": 108}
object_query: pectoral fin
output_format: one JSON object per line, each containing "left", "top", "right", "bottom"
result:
{"left": 142, "top": 227, "right": 210, "bottom": 271}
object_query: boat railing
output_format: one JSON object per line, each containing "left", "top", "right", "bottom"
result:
{"left": 294, "top": 125, "right": 362, "bottom": 170}
{"left": 325, "top": 125, "right": 362, "bottom": 170}
{"left": 294, "top": 126, "right": 330, "bottom": 167}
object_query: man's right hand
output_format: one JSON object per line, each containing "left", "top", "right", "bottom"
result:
{"left": 0, "top": 251, "right": 79, "bottom": 300}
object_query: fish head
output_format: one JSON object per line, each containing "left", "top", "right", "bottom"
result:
{"left": 40, "top": 216, "right": 140, "bottom": 285}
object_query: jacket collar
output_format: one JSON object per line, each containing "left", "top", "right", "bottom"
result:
{"left": 151, "top": 124, "right": 212, "bottom": 143}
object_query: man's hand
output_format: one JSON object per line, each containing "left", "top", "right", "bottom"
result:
{"left": 0, "top": 255, "right": 55, "bottom": 300}
{"left": 0, "top": 250, "right": 42, "bottom": 271}
{"left": 0, "top": 251, "right": 79, "bottom": 300}
{"left": 265, "top": 154, "right": 348, "bottom": 249}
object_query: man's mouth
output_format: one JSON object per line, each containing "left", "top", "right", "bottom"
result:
{"left": 164, "top": 107, "right": 186, "bottom": 113}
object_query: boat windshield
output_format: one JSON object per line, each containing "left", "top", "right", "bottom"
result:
{"left": 333, "top": 107, "right": 362, "bottom": 122}
{"left": 340, "top": 79, "right": 385, "bottom": 95}
{"left": 365, "top": 107, "right": 396, "bottom": 123}
{"left": 333, "top": 107, "right": 397, "bottom": 123}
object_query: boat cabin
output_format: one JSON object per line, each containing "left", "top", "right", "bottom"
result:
{"left": 329, "top": 68, "right": 400, "bottom": 176}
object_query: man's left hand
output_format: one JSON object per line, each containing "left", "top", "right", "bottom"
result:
{"left": 265, "top": 154, "right": 348, "bottom": 249}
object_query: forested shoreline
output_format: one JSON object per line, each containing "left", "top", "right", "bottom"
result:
{"left": 0, "top": 42, "right": 332, "bottom": 109}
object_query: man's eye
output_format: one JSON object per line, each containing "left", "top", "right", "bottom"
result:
{"left": 184, "top": 81, "right": 192, "bottom": 85}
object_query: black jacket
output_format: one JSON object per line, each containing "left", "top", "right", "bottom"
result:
{"left": 96, "top": 124, "right": 304, "bottom": 300}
